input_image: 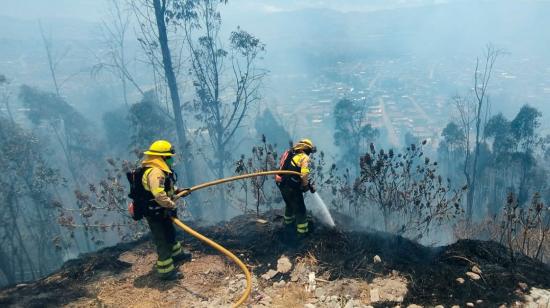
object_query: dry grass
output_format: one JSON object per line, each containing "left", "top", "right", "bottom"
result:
{"left": 454, "top": 218, "right": 550, "bottom": 263}
{"left": 271, "top": 283, "right": 311, "bottom": 307}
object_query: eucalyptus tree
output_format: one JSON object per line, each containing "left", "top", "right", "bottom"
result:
{"left": 166, "top": 0, "right": 266, "bottom": 217}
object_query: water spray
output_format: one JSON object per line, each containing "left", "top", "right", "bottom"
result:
{"left": 309, "top": 192, "right": 336, "bottom": 228}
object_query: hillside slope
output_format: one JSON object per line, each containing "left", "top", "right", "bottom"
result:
{"left": 1, "top": 211, "right": 550, "bottom": 307}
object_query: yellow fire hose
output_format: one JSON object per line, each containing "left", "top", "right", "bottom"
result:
{"left": 170, "top": 170, "right": 302, "bottom": 307}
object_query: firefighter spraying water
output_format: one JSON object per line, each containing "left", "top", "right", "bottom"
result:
{"left": 126, "top": 139, "right": 327, "bottom": 307}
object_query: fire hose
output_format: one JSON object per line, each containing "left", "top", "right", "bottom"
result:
{"left": 170, "top": 170, "right": 302, "bottom": 308}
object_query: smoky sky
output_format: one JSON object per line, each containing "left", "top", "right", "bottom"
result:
{"left": 1, "top": 0, "right": 550, "bottom": 127}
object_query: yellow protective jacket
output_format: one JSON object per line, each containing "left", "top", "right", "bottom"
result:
{"left": 290, "top": 152, "right": 310, "bottom": 187}
{"left": 141, "top": 155, "right": 176, "bottom": 209}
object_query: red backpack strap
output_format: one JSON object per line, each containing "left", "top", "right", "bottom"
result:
{"left": 278, "top": 149, "right": 290, "bottom": 169}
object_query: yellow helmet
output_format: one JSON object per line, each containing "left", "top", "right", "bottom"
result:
{"left": 143, "top": 140, "right": 175, "bottom": 156}
{"left": 293, "top": 138, "right": 316, "bottom": 153}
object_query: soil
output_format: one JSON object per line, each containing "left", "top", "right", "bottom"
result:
{"left": 1, "top": 210, "right": 550, "bottom": 307}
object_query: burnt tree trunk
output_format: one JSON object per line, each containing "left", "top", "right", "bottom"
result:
{"left": 152, "top": 0, "right": 199, "bottom": 213}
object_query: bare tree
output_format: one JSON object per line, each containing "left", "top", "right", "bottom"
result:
{"left": 356, "top": 142, "right": 464, "bottom": 237}
{"left": 454, "top": 45, "right": 500, "bottom": 222}
{"left": 169, "top": 0, "right": 266, "bottom": 218}
{"left": 234, "top": 135, "right": 278, "bottom": 215}
{"left": 38, "top": 22, "right": 84, "bottom": 97}
{"left": 501, "top": 192, "right": 550, "bottom": 263}
{"left": 94, "top": 0, "right": 144, "bottom": 107}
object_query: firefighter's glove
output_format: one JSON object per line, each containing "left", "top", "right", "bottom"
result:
{"left": 166, "top": 200, "right": 177, "bottom": 209}
{"left": 176, "top": 187, "right": 192, "bottom": 198}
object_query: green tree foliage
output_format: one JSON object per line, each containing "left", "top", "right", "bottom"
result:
{"left": 442, "top": 104, "right": 550, "bottom": 216}
{"left": 510, "top": 105, "right": 543, "bottom": 152}
{"left": 102, "top": 106, "right": 130, "bottom": 154}
{"left": 484, "top": 113, "right": 514, "bottom": 157}
{"left": 19, "top": 85, "right": 88, "bottom": 133}
{"left": 18, "top": 85, "right": 100, "bottom": 182}
{"left": 441, "top": 122, "right": 465, "bottom": 150}
{"left": 128, "top": 91, "right": 174, "bottom": 153}
{"left": 333, "top": 98, "right": 378, "bottom": 174}
{"left": 484, "top": 105, "right": 547, "bottom": 204}
{"left": 0, "top": 117, "right": 65, "bottom": 285}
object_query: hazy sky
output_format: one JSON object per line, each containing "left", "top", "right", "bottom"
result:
{"left": 3, "top": 0, "right": 548, "bottom": 25}
{"left": 0, "top": 0, "right": 455, "bottom": 22}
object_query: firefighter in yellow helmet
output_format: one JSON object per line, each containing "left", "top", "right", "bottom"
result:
{"left": 140, "top": 140, "right": 190, "bottom": 280}
{"left": 275, "top": 139, "right": 317, "bottom": 236}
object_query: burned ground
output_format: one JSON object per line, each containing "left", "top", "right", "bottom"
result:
{"left": 1, "top": 210, "right": 549, "bottom": 307}
{"left": 189, "top": 211, "right": 550, "bottom": 306}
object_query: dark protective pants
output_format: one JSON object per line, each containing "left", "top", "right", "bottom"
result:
{"left": 278, "top": 184, "right": 309, "bottom": 234}
{"left": 146, "top": 215, "right": 184, "bottom": 277}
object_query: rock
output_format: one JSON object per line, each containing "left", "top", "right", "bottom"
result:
{"left": 451, "top": 306, "right": 460, "bottom": 308}
{"left": 261, "top": 269, "right": 278, "bottom": 280}
{"left": 434, "top": 305, "right": 444, "bottom": 308}
{"left": 518, "top": 282, "right": 528, "bottom": 291}
{"left": 471, "top": 265, "right": 482, "bottom": 274}
{"left": 466, "top": 303, "right": 475, "bottom": 307}
{"left": 291, "top": 263, "right": 306, "bottom": 282}
{"left": 344, "top": 299, "right": 356, "bottom": 308}
{"left": 407, "top": 305, "right": 423, "bottom": 308}
{"left": 307, "top": 272, "right": 316, "bottom": 292}
{"left": 277, "top": 255, "right": 292, "bottom": 273}
{"left": 456, "top": 277, "right": 465, "bottom": 284}
{"left": 373, "top": 255, "right": 382, "bottom": 263}
{"left": 370, "top": 288, "right": 380, "bottom": 303}
{"left": 476, "top": 300, "right": 483, "bottom": 304}
{"left": 466, "top": 271, "right": 481, "bottom": 280}
{"left": 315, "top": 287, "right": 326, "bottom": 298}
{"left": 273, "top": 280, "right": 286, "bottom": 288}
{"left": 236, "top": 273, "right": 245, "bottom": 279}
{"left": 15, "top": 284, "right": 28, "bottom": 288}
{"left": 304, "top": 304, "right": 316, "bottom": 308}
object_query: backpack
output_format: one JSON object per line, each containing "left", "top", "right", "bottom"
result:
{"left": 275, "top": 149, "right": 302, "bottom": 188}
{"left": 126, "top": 167, "right": 150, "bottom": 221}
